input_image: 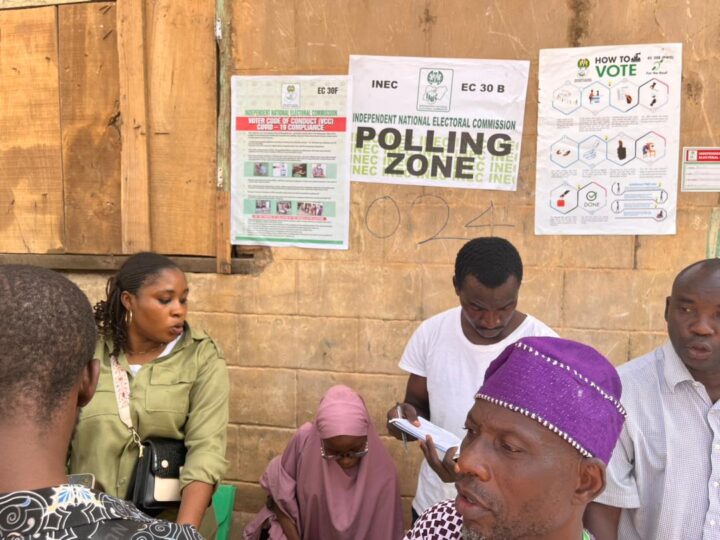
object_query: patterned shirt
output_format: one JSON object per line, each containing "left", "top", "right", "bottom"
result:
{"left": 403, "top": 499, "right": 463, "bottom": 539}
{"left": 597, "top": 341, "right": 720, "bottom": 539}
{"left": 404, "top": 499, "right": 595, "bottom": 540}
{"left": 0, "top": 484, "right": 203, "bottom": 539}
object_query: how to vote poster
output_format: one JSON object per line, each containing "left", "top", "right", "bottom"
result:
{"left": 535, "top": 43, "right": 682, "bottom": 235}
{"left": 349, "top": 55, "right": 530, "bottom": 191}
{"left": 230, "top": 76, "right": 351, "bottom": 249}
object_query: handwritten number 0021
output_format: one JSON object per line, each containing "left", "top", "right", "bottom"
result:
{"left": 364, "top": 195, "right": 514, "bottom": 245}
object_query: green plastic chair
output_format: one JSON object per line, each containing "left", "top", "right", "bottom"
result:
{"left": 213, "top": 484, "right": 237, "bottom": 540}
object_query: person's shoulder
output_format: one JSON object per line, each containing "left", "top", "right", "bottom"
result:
{"left": 107, "top": 519, "right": 203, "bottom": 539}
{"left": 297, "top": 421, "right": 315, "bottom": 438}
{"left": 188, "top": 324, "right": 213, "bottom": 346}
{"left": 293, "top": 422, "right": 317, "bottom": 450}
{"left": 613, "top": 345, "right": 664, "bottom": 406}
{"left": 96, "top": 513, "right": 203, "bottom": 539}
{"left": 420, "top": 498, "right": 459, "bottom": 517}
{"left": 519, "top": 314, "right": 558, "bottom": 337}
{"left": 95, "top": 492, "right": 204, "bottom": 539}
{"left": 416, "top": 306, "right": 460, "bottom": 332}
{"left": 404, "top": 307, "right": 460, "bottom": 353}
{"left": 405, "top": 499, "right": 463, "bottom": 539}
{"left": 617, "top": 345, "right": 661, "bottom": 379}
{"left": 420, "top": 306, "right": 461, "bottom": 327}
{"left": 185, "top": 323, "right": 225, "bottom": 362}
{"left": 94, "top": 335, "right": 112, "bottom": 359}
{"left": 0, "top": 487, "right": 203, "bottom": 540}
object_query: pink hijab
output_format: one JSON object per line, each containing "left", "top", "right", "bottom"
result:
{"left": 244, "top": 385, "right": 404, "bottom": 540}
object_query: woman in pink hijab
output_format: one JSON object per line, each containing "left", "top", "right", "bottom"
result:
{"left": 244, "top": 385, "right": 404, "bottom": 540}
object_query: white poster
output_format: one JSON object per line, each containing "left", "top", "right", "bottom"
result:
{"left": 349, "top": 55, "right": 530, "bottom": 190}
{"left": 535, "top": 43, "right": 682, "bottom": 235}
{"left": 231, "top": 76, "right": 350, "bottom": 249}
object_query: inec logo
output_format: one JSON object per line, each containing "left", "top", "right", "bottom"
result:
{"left": 577, "top": 58, "right": 590, "bottom": 77}
{"left": 281, "top": 83, "right": 300, "bottom": 108}
{"left": 427, "top": 70, "right": 444, "bottom": 85}
{"left": 417, "top": 67, "right": 453, "bottom": 112}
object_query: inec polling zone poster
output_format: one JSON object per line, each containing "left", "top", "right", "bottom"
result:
{"left": 230, "top": 76, "right": 350, "bottom": 249}
{"left": 349, "top": 55, "right": 530, "bottom": 190}
{"left": 535, "top": 43, "right": 682, "bottom": 235}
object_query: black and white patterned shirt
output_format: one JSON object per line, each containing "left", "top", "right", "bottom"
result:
{"left": 404, "top": 499, "right": 596, "bottom": 540}
{"left": 0, "top": 484, "right": 203, "bottom": 539}
{"left": 404, "top": 499, "right": 463, "bottom": 539}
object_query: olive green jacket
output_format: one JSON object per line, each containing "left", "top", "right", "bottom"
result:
{"left": 69, "top": 325, "right": 230, "bottom": 498}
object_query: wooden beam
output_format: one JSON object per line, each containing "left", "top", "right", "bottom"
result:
{"left": 59, "top": 3, "right": 122, "bottom": 254}
{"left": 0, "top": 0, "right": 103, "bottom": 9}
{"left": 215, "top": 0, "right": 232, "bottom": 273}
{"left": 0, "top": 7, "right": 65, "bottom": 253}
{"left": 116, "top": 0, "right": 151, "bottom": 253}
{"left": 216, "top": 190, "right": 231, "bottom": 272}
{"left": 0, "top": 253, "right": 260, "bottom": 274}
{"left": 707, "top": 208, "right": 720, "bottom": 258}
{"left": 145, "top": 0, "right": 217, "bottom": 257}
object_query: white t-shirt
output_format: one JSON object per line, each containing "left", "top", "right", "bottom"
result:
{"left": 127, "top": 335, "right": 182, "bottom": 378}
{"left": 399, "top": 306, "right": 557, "bottom": 514}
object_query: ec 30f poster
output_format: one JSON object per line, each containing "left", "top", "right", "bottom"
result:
{"left": 535, "top": 43, "right": 682, "bottom": 235}
{"left": 231, "top": 76, "right": 350, "bottom": 249}
{"left": 349, "top": 55, "right": 530, "bottom": 191}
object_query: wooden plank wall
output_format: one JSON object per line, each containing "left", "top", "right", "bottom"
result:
{"left": 0, "top": 7, "right": 64, "bottom": 252}
{"left": 0, "top": 1, "right": 218, "bottom": 257}
{"left": 145, "top": 0, "right": 217, "bottom": 255}
{"left": 59, "top": 2, "right": 122, "bottom": 253}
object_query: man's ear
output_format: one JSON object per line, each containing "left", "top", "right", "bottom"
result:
{"left": 453, "top": 275, "right": 460, "bottom": 295}
{"left": 664, "top": 296, "right": 671, "bottom": 323}
{"left": 574, "top": 458, "right": 606, "bottom": 505}
{"left": 78, "top": 359, "right": 100, "bottom": 408}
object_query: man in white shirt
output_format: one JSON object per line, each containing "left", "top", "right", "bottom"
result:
{"left": 584, "top": 259, "right": 720, "bottom": 540}
{"left": 387, "top": 237, "right": 557, "bottom": 520}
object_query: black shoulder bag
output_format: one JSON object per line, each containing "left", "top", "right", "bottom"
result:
{"left": 110, "top": 356, "right": 187, "bottom": 513}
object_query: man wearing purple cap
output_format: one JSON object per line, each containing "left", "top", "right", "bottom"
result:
{"left": 585, "top": 259, "right": 720, "bottom": 540}
{"left": 404, "top": 336, "right": 626, "bottom": 540}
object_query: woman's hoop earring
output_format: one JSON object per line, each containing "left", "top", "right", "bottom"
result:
{"left": 124, "top": 309, "right": 133, "bottom": 327}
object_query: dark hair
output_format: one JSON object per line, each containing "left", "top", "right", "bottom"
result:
{"left": 0, "top": 265, "right": 96, "bottom": 420}
{"left": 454, "top": 237, "right": 523, "bottom": 288}
{"left": 94, "top": 252, "right": 179, "bottom": 356}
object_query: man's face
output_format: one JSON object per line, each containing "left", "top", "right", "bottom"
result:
{"left": 454, "top": 400, "right": 580, "bottom": 539}
{"left": 666, "top": 266, "right": 720, "bottom": 374}
{"left": 455, "top": 275, "right": 520, "bottom": 343}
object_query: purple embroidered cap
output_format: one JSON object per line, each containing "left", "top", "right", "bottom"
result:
{"left": 475, "top": 336, "right": 626, "bottom": 464}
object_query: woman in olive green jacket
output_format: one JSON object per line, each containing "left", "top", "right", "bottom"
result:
{"left": 69, "top": 252, "right": 229, "bottom": 537}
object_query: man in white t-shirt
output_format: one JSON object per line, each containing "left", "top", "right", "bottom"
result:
{"left": 387, "top": 237, "right": 557, "bottom": 520}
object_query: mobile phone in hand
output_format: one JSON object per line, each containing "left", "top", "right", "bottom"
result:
{"left": 67, "top": 473, "right": 95, "bottom": 489}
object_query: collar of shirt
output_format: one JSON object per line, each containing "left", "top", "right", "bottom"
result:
{"left": 662, "top": 340, "right": 696, "bottom": 391}
{"left": 104, "top": 323, "right": 200, "bottom": 371}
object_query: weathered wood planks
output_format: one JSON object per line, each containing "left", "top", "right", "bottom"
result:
{"left": 59, "top": 2, "right": 122, "bottom": 254}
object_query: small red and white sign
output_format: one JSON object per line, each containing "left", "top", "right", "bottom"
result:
{"left": 682, "top": 147, "right": 720, "bottom": 191}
